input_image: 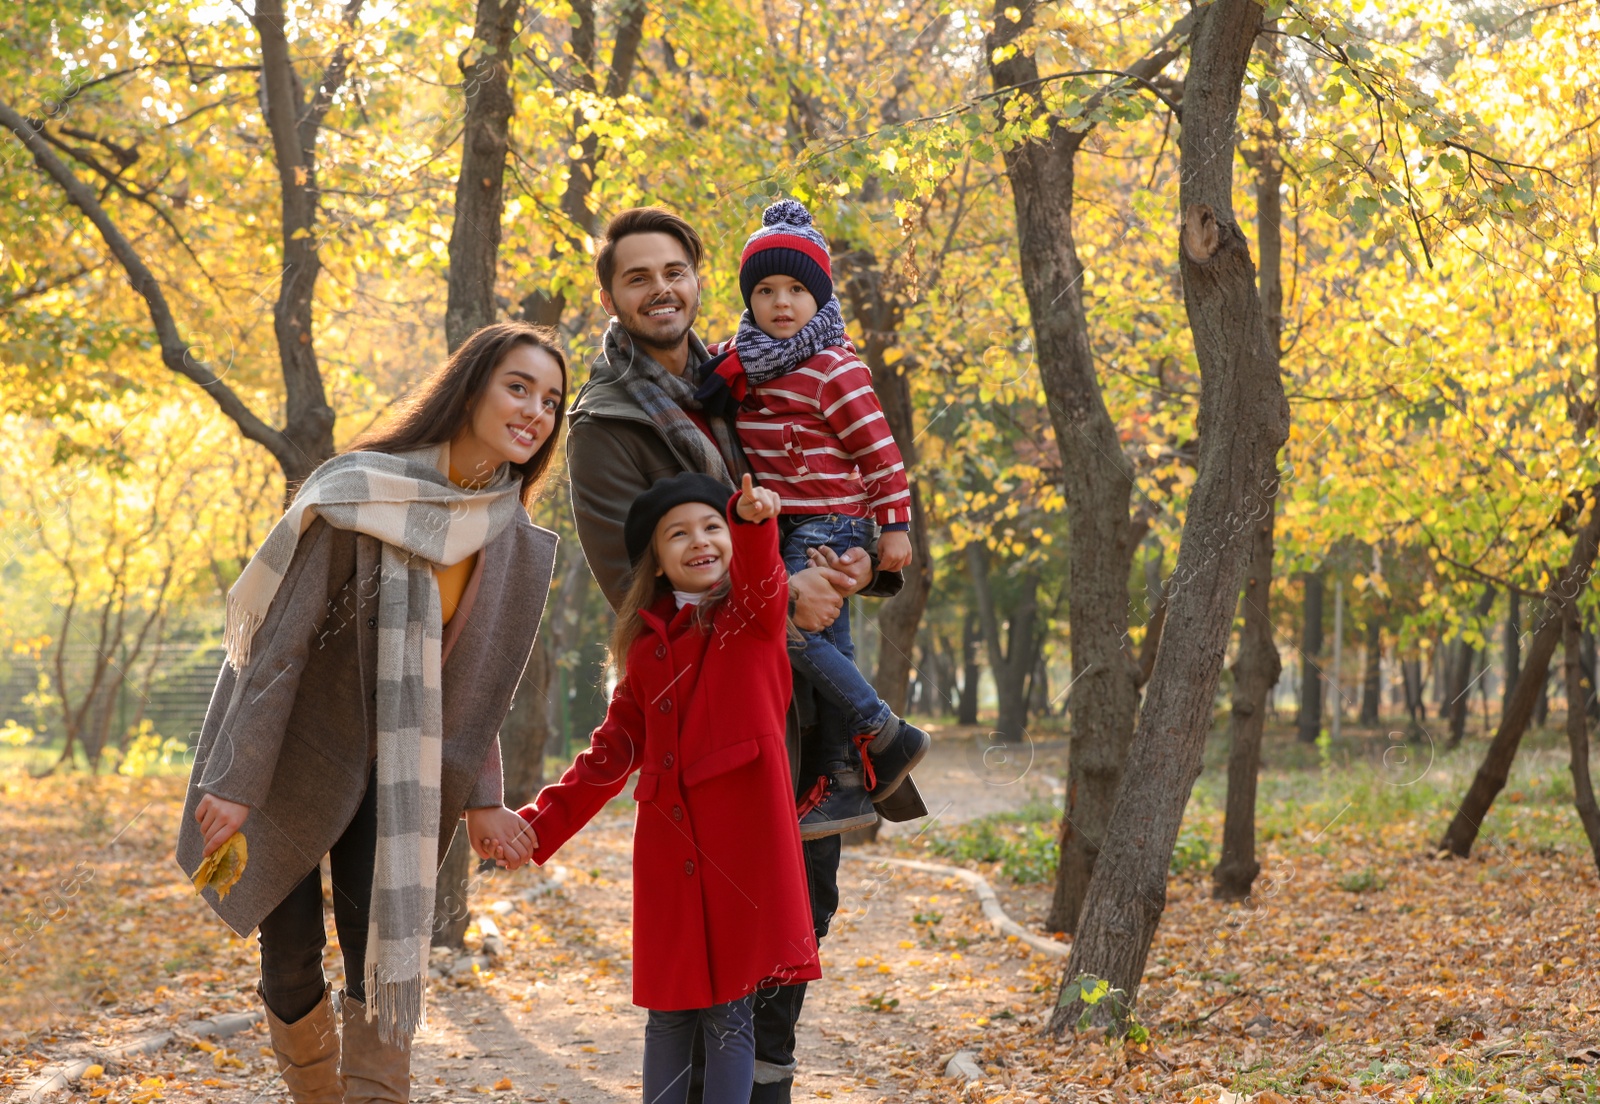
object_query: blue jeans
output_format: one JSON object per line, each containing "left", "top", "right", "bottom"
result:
{"left": 644, "top": 997, "right": 754, "bottom": 1104}
{"left": 781, "top": 515, "right": 893, "bottom": 757}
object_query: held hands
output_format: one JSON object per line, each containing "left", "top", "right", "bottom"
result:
{"left": 877, "top": 530, "right": 913, "bottom": 572}
{"left": 789, "top": 546, "right": 873, "bottom": 632}
{"left": 465, "top": 806, "right": 537, "bottom": 870}
{"left": 735, "top": 473, "right": 782, "bottom": 523}
{"left": 195, "top": 794, "right": 250, "bottom": 858}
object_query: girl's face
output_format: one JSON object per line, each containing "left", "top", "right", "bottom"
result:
{"left": 453, "top": 344, "right": 564, "bottom": 480}
{"left": 749, "top": 275, "right": 818, "bottom": 340}
{"left": 653, "top": 503, "right": 732, "bottom": 593}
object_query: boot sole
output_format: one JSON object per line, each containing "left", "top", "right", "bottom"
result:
{"left": 798, "top": 810, "right": 879, "bottom": 840}
{"left": 868, "top": 729, "right": 931, "bottom": 803}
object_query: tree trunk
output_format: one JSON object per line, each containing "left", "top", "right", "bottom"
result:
{"left": 967, "top": 545, "right": 1037, "bottom": 742}
{"left": 445, "top": 0, "right": 524, "bottom": 351}
{"left": 958, "top": 608, "right": 981, "bottom": 725}
{"left": 1213, "top": 69, "right": 1284, "bottom": 901}
{"left": 866, "top": 330, "right": 931, "bottom": 717}
{"left": 1360, "top": 615, "right": 1382, "bottom": 725}
{"left": 1213, "top": 493, "right": 1280, "bottom": 901}
{"left": 1503, "top": 591, "right": 1521, "bottom": 718}
{"left": 1296, "top": 571, "right": 1324, "bottom": 743}
{"left": 253, "top": 0, "right": 356, "bottom": 479}
{"left": 501, "top": 637, "right": 554, "bottom": 808}
{"left": 1052, "top": 0, "right": 1288, "bottom": 1031}
{"left": 987, "top": 1, "right": 1196, "bottom": 936}
{"left": 1402, "top": 655, "right": 1426, "bottom": 736}
{"left": 432, "top": 831, "right": 474, "bottom": 950}
{"left": 1566, "top": 608, "right": 1600, "bottom": 874}
{"left": 1446, "top": 587, "right": 1496, "bottom": 749}
{"left": 1439, "top": 500, "right": 1600, "bottom": 856}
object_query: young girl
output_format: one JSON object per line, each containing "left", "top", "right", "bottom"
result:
{"left": 515, "top": 471, "right": 820, "bottom": 1104}
{"left": 176, "top": 321, "right": 566, "bottom": 1104}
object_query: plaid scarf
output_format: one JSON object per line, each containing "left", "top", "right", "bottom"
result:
{"left": 733, "top": 296, "right": 846, "bottom": 386}
{"left": 603, "top": 319, "right": 736, "bottom": 482}
{"left": 224, "top": 445, "right": 522, "bottom": 1045}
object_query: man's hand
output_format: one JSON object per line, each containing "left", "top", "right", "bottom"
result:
{"left": 789, "top": 566, "right": 846, "bottom": 632}
{"left": 195, "top": 794, "right": 249, "bottom": 858}
{"left": 465, "top": 806, "right": 537, "bottom": 870}
{"left": 805, "top": 544, "right": 873, "bottom": 596}
{"left": 877, "top": 530, "right": 912, "bottom": 572}
{"left": 735, "top": 473, "right": 781, "bottom": 522}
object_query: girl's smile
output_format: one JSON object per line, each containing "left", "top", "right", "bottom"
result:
{"left": 653, "top": 503, "right": 732, "bottom": 593}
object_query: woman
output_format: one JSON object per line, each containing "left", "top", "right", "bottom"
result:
{"left": 175, "top": 321, "right": 566, "bottom": 1104}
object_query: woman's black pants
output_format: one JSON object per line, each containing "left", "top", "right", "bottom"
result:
{"left": 256, "top": 766, "right": 379, "bottom": 1023}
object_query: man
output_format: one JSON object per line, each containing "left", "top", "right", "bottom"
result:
{"left": 565, "top": 207, "right": 927, "bottom": 1103}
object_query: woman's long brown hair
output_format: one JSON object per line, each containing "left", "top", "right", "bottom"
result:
{"left": 346, "top": 321, "right": 569, "bottom": 507}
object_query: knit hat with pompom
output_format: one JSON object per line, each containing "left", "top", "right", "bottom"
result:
{"left": 738, "top": 198, "right": 834, "bottom": 310}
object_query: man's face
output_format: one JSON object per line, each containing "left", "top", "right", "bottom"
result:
{"left": 599, "top": 232, "right": 700, "bottom": 352}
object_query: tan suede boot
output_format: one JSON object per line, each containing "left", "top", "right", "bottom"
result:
{"left": 340, "top": 993, "right": 412, "bottom": 1104}
{"left": 259, "top": 984, "right": 344, "bottom": 1104}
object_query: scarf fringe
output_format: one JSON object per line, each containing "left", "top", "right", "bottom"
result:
{"left": 222, "top": 593, "right": 262, "bottom": 670}
{"left": 364, "top": 959, "right": 426, "bottom": 1049}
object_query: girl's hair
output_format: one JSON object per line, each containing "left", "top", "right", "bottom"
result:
{"left": 346, "top": 321, "right": 569, "bottom": 507}
{"left": 609, "top": 540, "right": 732, "bottom": 679}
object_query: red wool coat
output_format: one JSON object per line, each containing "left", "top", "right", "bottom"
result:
{"left": 519, "top": 500, "right": 821, "bottom": 1011}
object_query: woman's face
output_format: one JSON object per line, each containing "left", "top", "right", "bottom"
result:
{"left": 455, "top": 343, "right": 564, "bottom": 479}
{"left": 652, "top": 502, "right": 732, "bottom": 593}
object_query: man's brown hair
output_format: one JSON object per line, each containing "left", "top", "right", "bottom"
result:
{"left": 594, "top": 207, "right": 705, "bottom": 293}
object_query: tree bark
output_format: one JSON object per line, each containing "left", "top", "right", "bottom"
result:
{"left": 445, "top": 0, "right": 524, "bottom": 351}
{"left": 966, "top": 545, "right": 1037, "bottom": 742}
{"left": 1052, "top": 0, "right": 1288, "bottom": 1031}
{"left": 1503, "top": 591, "right": 1521, "bottom": 718}
{"left": 1296, "top": 571, "right": 1324, "bottom": 743}
{"left": 1566, "top": 608, "right": 1600, "bottom": 874}
{"left": 1212, "top": 56, "right": 1284, "bottom": 901}
{"left": 1360, "top": 615, "right": 1383, "bottom": 725}
{"left": 988, "top": 0, "right": 1195, "bottom": 937}
{"left": 1446, "top": 586, "right": 1496, "bottom": 748}
{"left": 1439, "top": 499, "right": 1600, "bottom": 856}
{"left": 958, "top": 607, "right": 981, "bottom": 725}
{"left": 519, "top": 0, "right": 647, "bottom": 324}
{"left": 252, "top": 0, "right": 359, "bottom": 479}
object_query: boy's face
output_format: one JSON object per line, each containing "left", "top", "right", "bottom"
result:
{"left": 749, "top": 275, "right": 818, "bottom": 340}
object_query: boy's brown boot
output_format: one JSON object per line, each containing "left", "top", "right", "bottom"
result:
{"left": 340, "top": 992, "right": 413, "bottom": 1103}
{"left": 259, "top": 984, "right": 344, "bottom": 1104}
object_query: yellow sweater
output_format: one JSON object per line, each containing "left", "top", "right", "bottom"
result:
{"left": 434, "top": 462, "right": 481, "bottom": 625}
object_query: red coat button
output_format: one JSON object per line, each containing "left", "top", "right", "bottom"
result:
{"left": 656, "top": 645, "right": 667, "bottom": 659}
{"left": 663, "top": 753, "right": 674, "bottom": 768}
{"left": 659, "top": 699, "right": 672, "bottom": 713}
{"left": 672, "top": 805, "right": 683, "bottom": 821}
{"left": 684, "top": 860, "right": 695, "bottom": 875}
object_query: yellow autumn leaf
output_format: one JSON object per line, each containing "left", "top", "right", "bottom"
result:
{"left": 493, "top": 1078, "right": 513, "bottom": 1091}
{"left": 192, "top": 833, "right": 248, "bottom": 900}
{"left": 80, "top": 1064, "right": 104, "bottom": 1081}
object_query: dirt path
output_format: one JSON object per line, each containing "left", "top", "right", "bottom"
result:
{"left": 3, "top": 726, "right": 1061, "bottom": 1103}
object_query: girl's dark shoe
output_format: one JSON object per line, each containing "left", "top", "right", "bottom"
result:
{"left": 857, "top": 719, "right": 930, "bottom": 803}
{"left": 797, "top": 770, "right": 877, "bottom": 840}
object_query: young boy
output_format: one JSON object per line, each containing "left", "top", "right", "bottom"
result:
{"left": 696, "top": 198, "right": 929, "bottom": 839}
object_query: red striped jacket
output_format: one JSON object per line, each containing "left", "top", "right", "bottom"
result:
{"left": 707, "top": 339, "right": 912, "bottom": 527}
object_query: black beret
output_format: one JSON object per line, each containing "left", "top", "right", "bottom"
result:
{"left": 624, "top": 472, "right": 736, "bottom": 567}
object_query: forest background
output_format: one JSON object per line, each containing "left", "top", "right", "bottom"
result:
{"left": 3, "top": 0, "right": 1600, "bottom": 1100}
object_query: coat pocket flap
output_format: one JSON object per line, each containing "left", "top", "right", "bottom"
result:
{"left": 633, "top": 771, "right": 661, "bottom": 802}
{"left": 682, "top": 738, "right": 761, "bottom": 788}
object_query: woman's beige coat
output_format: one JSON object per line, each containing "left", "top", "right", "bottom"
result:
{"left": 175, "top": 514, "right": 557, "bottom": 935}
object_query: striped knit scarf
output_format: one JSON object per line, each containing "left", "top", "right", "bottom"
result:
{"left": 732, "top": 296, "right": 846, "bottom": 386}
{"left": 604, "top": 319, "right": 736, "bottom": 482}
{"left": 224, "top": 445, "right": 522, "bottom": 1045}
